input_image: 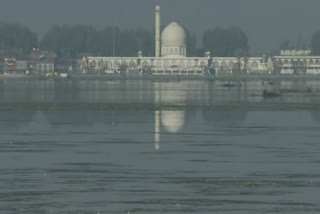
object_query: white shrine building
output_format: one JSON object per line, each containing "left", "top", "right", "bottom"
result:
{"left": 79, "top": 5, "right": 270, "bottom": 76}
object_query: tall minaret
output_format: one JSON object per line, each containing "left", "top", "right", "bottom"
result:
{"left": 155, "top": 5, "right": 161, "bottom": 57}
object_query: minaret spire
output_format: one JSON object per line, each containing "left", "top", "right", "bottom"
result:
{"left": 155, "top": 5, "right": 161, "bottom": 57}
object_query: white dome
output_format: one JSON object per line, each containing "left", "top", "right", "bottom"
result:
{"left": 161, "top": 22, "right": 186, "bottom": 47}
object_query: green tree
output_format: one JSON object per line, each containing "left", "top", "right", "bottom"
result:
{"left": 93, "top": 26, "right": 117, "bottom": 56}
{"left": 40, "top": 24, "right": 98, "bottom": 58}
{"left": 118, "top": 28, "right": 153, "bottom": 57}
{"left": 182, "top": 26, "right": 197, "bottom": 57}
{"left": 40, "top": 24, "right": 155, "bottom": 58}
{"left": 311, "top": 31, "right": 320, "bottom": 55}
{"left": 0, "top": 22, "right": 37, "bottom": 53}
{"left": 280, "top": 40, "right": 290, "bottom": 50}
{"left": 202, "top": 26, "right": 249, "bottom": 57}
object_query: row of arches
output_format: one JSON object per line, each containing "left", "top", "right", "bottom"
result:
{"left": 88, "top": 60, "right": 137, "bottom": 69}
{"left": 87, "top": 59, "right": 209, "bottom": 69}
{"left": 149, "top": 59, "right": 207, "bottom": 68}
{"left": 276, "top": 58, "right": 320, "bottom": 65}
{"left": 86, "top": 57, "right": 320, "bottom": 69}
{"left": 213, "top": 60, "right": 261, "bottom": 70}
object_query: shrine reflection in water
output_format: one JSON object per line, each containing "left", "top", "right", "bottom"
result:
{"left": 1, "top": 79, "right": 320, "bottom": 214}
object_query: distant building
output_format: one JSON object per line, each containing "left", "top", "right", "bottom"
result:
{"left": 28, "top": 48, "right": 56, "bottom": 74}
{"left": 0, "top": 50, "right": 29, "bottom": 74}
{"left": 81, "top": 5, "right": 267, "bottom": 76}
{"left": 273, "top": 55, "right": 320, "bottom": 75}
{"left": 271, "top": 49, "right": 319, "bottom": 75}
{"left": 36, "top": 61, "right": 55, "bottom": 73}
{"left": 280, "top": 49, "right": 311, "bottom": 56}
{"left": 80, "top": 6, "right": 213, "bottom": 76}
{"left": 3, "top": 58, "right": 28, "bottom": 74}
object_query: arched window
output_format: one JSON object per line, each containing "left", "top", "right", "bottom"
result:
{"left": 221, "top": 61, "right": 227, "bottom": 68}
{"left": 228, "top": 61, "right": 235, "bottom": 69}
{"left": 194, "top": 59, "right": 199, "bottom": 66}
{"left": 179, "top": 60, "right": 185, "bottom": 68}
{"left": 98, "top": 60, "right": 104, "bottom": 68}
{"left": 142, "top": 61, "right": 149, "bottom": 67}
{"left": 251, "top": 61, "right": 259, "bottom": 69}
{"left": 302, "top": 59, "right": 307, "bottom": 67}
{"left": 121, "top": 61, "right": 128, "bottom": 67}
{"left": 200, "top": 61, "right": 206, "bottom": 67}
{"left": 104, "top": 61, "right": 110, "bottom": 68}
{"left": 129, "top": 61, "right": 136, "bottom": 68}
{"left": 90, "top": 61, "right": 97, "bottom": 67}
{"left": 163, "top": 60, "right": 169, "bottom": 68}
{"left": 213, "top": 61, "right": 220, "bottom": 68}
{"left": 155, "top": 60, "right": 162, "bottom": 68}
{"left": 114, "top": 61, "right": 120, "bottom": 67}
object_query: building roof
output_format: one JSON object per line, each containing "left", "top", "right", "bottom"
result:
{"left": 161, "top": 22, "right": 186, "bottom": 47}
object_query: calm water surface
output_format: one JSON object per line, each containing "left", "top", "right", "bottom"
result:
{"left": 1, "top": 79, "right": 320, "bottom": 213}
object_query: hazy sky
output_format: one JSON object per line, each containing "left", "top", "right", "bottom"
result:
{"left": 1, "top": 0, "right": 320, "bottom": 54}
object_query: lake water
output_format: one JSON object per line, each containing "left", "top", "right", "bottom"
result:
{"left": 1, "top": 79, "right": 320, "bottom": 213}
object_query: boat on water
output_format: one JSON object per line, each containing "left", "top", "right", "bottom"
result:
{"left": 263, "top": 90, "right": 282, "bottom": 97}
{"left": 221, "top": 81, "right": 236, "bottom": 87}
{"left": 222, "top": 83, "right": 236, "bottom": 87}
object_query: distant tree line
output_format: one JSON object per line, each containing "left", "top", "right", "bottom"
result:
{"left": 3, "top": 21, "right": 320, "bottom": 58}
{"left": 203, "top": 26, "right": 249, "bottom": 57}
{"left": 39, "top": 25, "right": 155, "bottom": 58}
{"left": 0, "top": 22, "right": 37, "bottom": 53}
{"left": 312, "top": 31, "right": 320, "bottom": 55}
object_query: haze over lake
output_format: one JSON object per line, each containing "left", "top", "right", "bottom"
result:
{"left": 0, "top": 79, "right": 320, "bottom": 213}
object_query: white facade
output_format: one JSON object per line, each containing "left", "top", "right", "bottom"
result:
{"left": 273, "top": 56, "right": 320, "bottom": 75}
{"left": 37, "top": 62, "right": 55, "bottom": 73}
{"left": 84, "top": 56, "right": 210, "bottom": 75}
{"left": 280, "top": 50, "right": 311, "bottom": 56}
{"left": 211, "top": 57, "right": 267, "bottom": 75}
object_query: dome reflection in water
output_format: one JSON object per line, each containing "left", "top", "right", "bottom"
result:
{"left": 1, "top": 79, "right": 320, "bottom": 213}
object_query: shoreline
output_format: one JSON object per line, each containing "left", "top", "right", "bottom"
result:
{"left": 2, "top": 74, "right": 320, "bottom": 81}
{"left": 0, "top": 101, "right": 319, "bottom": 111}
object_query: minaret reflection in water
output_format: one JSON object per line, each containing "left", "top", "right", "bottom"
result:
{"left": 155, "top": 110, "right": 160, "bottom": 151}
{"left": 154, "top": 85, "right": 161, "bottom": 151}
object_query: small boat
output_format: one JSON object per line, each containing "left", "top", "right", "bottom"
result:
{"left": 307, "top": 87, "right": 317, "bottom": 96}
{"left": 263, "top": 90, "right": 282, "bottom": 97}
{"left": 221, "top": 81, "right": 236, "bottom": 87}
